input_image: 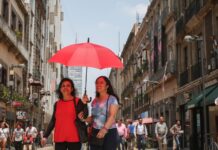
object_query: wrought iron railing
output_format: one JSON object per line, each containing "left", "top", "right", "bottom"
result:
{"left": 179, "top": 69, "right": 189, "bottom": 86}
{"left": 191, "top": 62, "right": 202, "bottom": 81}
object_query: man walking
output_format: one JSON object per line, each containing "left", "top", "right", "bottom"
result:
{"left": 127, "top": 121, "right": 135, "bottom": 149}
{"left": 135, "top": 118, "right": 148, "bottom": 150}
{"left": 116, "top": 119, "right": 127, "bottom": 150}
{"left": 155, "top": 116, "right": 168, "bottom": 150}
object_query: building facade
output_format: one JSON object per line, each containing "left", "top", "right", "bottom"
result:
{"left": 0, "top": 0, "right": 29, "bottom": 126}
{"left": 68, "top": 67, "right": 83, "bottom": 97}
{"left": 119, "top": 0, "right": 218, "bottom": 149}
{"left": 0, "top": 0, "right": 63, "bottom": 133}
{"left": 175, "top": 0, "right": 218, "bottom": 149}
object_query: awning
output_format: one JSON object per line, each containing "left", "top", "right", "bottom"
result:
{"left": 200, "top": 85, "right": 218, "bottom": 106}
{"left": 185, "top": 84, "right": 217, "bottom": 109}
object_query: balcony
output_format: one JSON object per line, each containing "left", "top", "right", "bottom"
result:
{"left": 191, "top": 62, "right": 202, "bottom": 81}
{"left": 0, "top": 16, "right": 28, "bottom": 60}
{"left": 32, "top": 69, "right": 41, "bottom": 81}
{"left": 121, "top": 81, "right": 133, "bottom": 98}
{"left": 179, "top": 69, "right": 189, "bottom": 86}
{"left": 150, "top": 67, "right": 165, "bottom": 82}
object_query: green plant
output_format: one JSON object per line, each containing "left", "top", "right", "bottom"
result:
{"left": 0, "top": 84, "right": 10, "bottom": 101}
{"left": 15, "top": 30, "right": 22, "bottom": 39}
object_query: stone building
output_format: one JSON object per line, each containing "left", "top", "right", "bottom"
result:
{"left": 175, "top": 0, "right": 218, "bottom": 149}
{"left": 0, "top": 0, "right": 29, "bottom": 126}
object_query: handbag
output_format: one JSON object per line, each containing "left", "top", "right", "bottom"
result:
{"left": 89, "top": 96, "right": 110, "bottom": 146}
{"left": 73, "top": 98, "right": 88, "bottom": 143}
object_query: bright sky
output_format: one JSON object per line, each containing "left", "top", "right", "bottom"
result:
{"left": 61, "top": 0, "right": 150, "bottom": 98}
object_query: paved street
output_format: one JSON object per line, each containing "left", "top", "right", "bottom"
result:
{"left": 37, "top": 146, "right": 54, "bottom": 150}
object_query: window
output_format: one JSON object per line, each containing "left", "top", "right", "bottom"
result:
{"left": 2, "top": 0, "right": 9, "bottom": 22}
{"left": 0, "top": 64, "right": 7, "bottom": 86}
{"left": 11, "top": 11, "right": 16, "bottom": 31}
{"left": 196, "top": 40, "right": 201, "bottom": 64}
{"left": 184, "top": 47, "right": 188, "bottom": 71}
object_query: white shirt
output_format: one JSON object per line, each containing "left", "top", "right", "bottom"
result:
{"left": 135, "top": 124, "right": 148, "bottom": 136}
{"left": 14, "top": 128, "right": 24, "bottom": 141}
{"left": 155, "top": 122, "right": 168, "bottom": 137}
{"left": 0, "top": 128, "right": 9, "bottom": 139}
{"left": 26, "top": 126, "right": 37, "bottom": 138}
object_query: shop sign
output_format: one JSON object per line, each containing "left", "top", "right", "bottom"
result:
{"left": 16, "top": 111, "right": 26, "bottom": 120}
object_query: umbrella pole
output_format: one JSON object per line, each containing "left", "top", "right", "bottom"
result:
{"left": 84, "top": 37, "right": 89, "bottom": 96}
{"left": 84, "top": 67, "right": 88, "bottom": 95}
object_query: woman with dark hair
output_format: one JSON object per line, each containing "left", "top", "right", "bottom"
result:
{"left": 41, "top": 78, "right": 88, "bottom": 150}
{"left": 79, "top": 76, "right": 119, "bottom": 150}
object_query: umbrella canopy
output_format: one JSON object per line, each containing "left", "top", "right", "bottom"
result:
{"left": 48, "top": 42, "right": 123, "bottom": 69}
{"left": 48, "top": 40, "right": 123, "bottom": 96}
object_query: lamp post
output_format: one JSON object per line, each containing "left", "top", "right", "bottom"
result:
{"left": 184, "top": 35, "right": 207, "bottom": 150}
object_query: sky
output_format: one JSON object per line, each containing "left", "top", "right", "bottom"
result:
{"left": 61, "top": 0, "right": 150, "bottom": 98}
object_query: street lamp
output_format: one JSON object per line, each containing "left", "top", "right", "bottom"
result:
{"left": 184, "top": 35, "right": 208, "bottom": 149}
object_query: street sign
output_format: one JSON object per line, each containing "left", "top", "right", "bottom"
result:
{"left": 16, "top": 111, "right": 26, "bottom": 120}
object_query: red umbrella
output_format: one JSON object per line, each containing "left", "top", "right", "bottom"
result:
{"left": 48, "top": 39, "right": 123, "bottom": 94}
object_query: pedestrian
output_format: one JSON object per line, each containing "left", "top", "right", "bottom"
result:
{"left": 41, "top": 78, "right": 88, "bottom": 150}
{"left": 135, "top": 118, "right": 148, "bottom": 150}
{"left": 24, "top": 122, "right": 37, "bottom": 150}
{"left": 127, "top": 121, "right": 135, "bottom": 150}
{"left": 155, "top": 116, "right": 168, "bottom": 150}
{"left": 12, "top": 122, "right": 25, "bottom": 150}
{"left": 170, "top": 120, "right": 183, "bottom": 150}
{"left": 0, "top": 121, "right": 10, "bottom": 150}
{"left": 23, "top": 134, "right": 33, "bottom": 150}
{"left": 116, "top": 119, "right": 127, "bottom": 150}
{"left": 79, "top": 76, "right": 119, "bottom": 150}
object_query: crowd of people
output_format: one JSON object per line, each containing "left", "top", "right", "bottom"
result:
{"left": 0, "top": 121, "right": 43, "bottom": 150}
{"left": 0, "top": 77, "right": 183, "bottom": 150}
{"left": 115, "top": 117, "right": 183, "bottom": 150}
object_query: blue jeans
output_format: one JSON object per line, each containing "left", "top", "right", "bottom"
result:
{"left": 117, "top": 136, "right": 125, "bottom": 150}
{"left": 137, "top": 134, "right": 145, "bottom": 150}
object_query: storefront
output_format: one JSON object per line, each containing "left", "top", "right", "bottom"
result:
{"left": 183, "top": 83, "right": 218, "bottom": 149}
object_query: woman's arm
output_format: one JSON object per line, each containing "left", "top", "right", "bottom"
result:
{"left": 104, "top": 104, "right": 119, "bottom": 129}
{"left": 43, "top": 102, "right": 57, "bottom": 138}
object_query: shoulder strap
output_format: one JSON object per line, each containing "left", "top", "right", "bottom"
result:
{"left": 105, "top": 95, "right": 110, "bottom": 121}
{"left": 136, "top": 125, "right": 138, "bottom": 134}
{"left": 73, "top": 98, "right": 78, "bottom": 114}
